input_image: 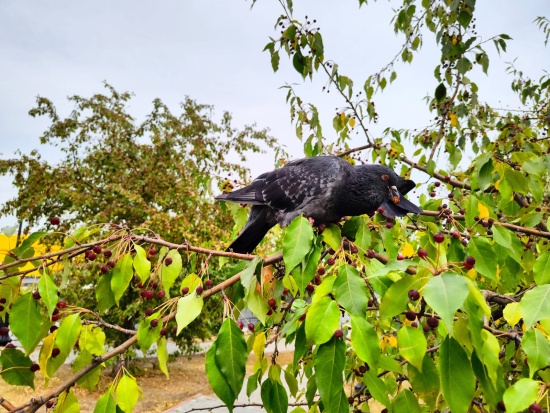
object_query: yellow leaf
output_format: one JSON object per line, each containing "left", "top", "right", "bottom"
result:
{"left": 494, "top": 179, "right": 500, "bottom": 190}
{"left": 452, "top": 35, "right": 458, "bottom": 45}
{"left": 449, "top": 112, "right": 457, "bottom": 127}
{"left": 478, "top": 202, "right": 490, "bottom": 219}
{"left": 340, "top": 113, "right": 346, "bottom": 124}
{"left": 349, "top": 117, "right": 356, "bottom": 127}
{"left": 467, "top": 268, "right": 477, "bottom": 279}
{"left": 253, "top": 331, "right": 266, "bottom": 360}
{"left": 400, "top": 242, "right": 414, "bottom": 258}
{"left": 503, "top": 302, "right": 521, "bottom": 327}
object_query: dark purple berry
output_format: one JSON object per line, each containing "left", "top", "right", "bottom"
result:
{"left": 51, "top": 348, "right": 61, "bottom": 358}
{"left": 32, "top": 291, "right": 41, "bottom": 300}
{"left": 334, "top": 329, "right": 344, "bottom": 338}
{"left": 92, "top": 245, "right": 102, "bottom": 254}
{"left": 196, "top": 286, "right": 203, "bottom": 294}
{"left": 427, "top": 317, "right": 439, "bottom": 329}
{"left": 204, "top": 279, "right": 213, "bottom": 289}
{"left": 433, "top": 233, "right": 445, "bottom": 243}
{"left": 164, "top": 257, "right": 173, "bottom": 266}
{"left": 181, "top": 287, "right": 189, "bottom": 295}
{"left": 150, "top": 319, "right": 159, "bottom": 328}
{"left": 30, "top": 363, "right": 40, "bottom": 372}
{"left": 49, "top": 217, "right": 60, "bottom": 225}
{"left": 408, "top": 289, "right": 420, "bottom": 301}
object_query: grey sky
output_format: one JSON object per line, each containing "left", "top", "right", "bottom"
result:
{"left": 1, "top": 0, "right": 548, "bottom": 227}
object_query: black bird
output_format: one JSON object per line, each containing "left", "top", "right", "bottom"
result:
{"left": 216, "top": 156, "right": 422, "bottom": 254}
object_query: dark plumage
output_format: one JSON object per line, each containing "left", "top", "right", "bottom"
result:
{"left": 216, "top": 156, "right": 422, "bottom": 253}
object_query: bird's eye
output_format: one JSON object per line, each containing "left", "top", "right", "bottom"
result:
{"left": 382, "top": 174, "right": 389, "bottom": 181}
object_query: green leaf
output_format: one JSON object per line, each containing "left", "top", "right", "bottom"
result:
{"left": 533, "top": 251, "right": 550, "bottom": 285}
{"left": 0, "top": 348, "right": 34, "bottom": 388}
{"left": 522, "top": 329, "right": 550, "bottom": 378}
{"left": 56, "top": 313, "right": 82, "bottom": 358}
{"left": 408, "top": 354, "right": 440, "bottom": 405}
{"left": 10, "top": 292, "right": 45, "bottom": 355}
{"left": 133, "top": 245, "right": 151, "bottom": 282}
{"left": 467, "top": 236, "right": 497, "bottom": 280}
{"left": 435, "top": 83, "right": 447, "bottom": 101}
{"left": 294, "top": 244, "right": 321, "bottom": 295}
{"left": 160, "top": 249, "right": 182, "bottom": 295}
{"left": 391, "top": 390, "right": 421, "bottom": 413}
{"left": 111, "top": 254, "right": 134, "bottom": 305}
{"left": 322, "top": 224, "right": 342, "bottom": 251}
{"left": 479, "top": 330, "right": 500, "bottom": 386}
{"left": 305, "top": 296, "right": 340, "bottom": 345}
{"left": 471, "top": 351, "right": 499, "bottom": 409}
{"left": 18, "top": 231, "right": 47, "bottom": 254}
{"left": 175, "top": 293, "right": 204, "bottom": 334}
{"left": 96, "top": 273, "right": 116, "bottom": 312}
{"left": 456, "top": 57, "right": 471, "bottom": 75}
{"left": 292, "top": 47, "right": 306, "bottom": 77}
{"left": 283, "top": 216, "right": 314, "bottom": 276}
{"left": 214, "top": 319, "right": 248, "bottom": 398}
{"left": 73, "top": 350, "right": 102, "bottom": 391}
{"left": 158, "top": 337, "right": 169, "bottom": 378}
{"left": 93, "top": 391, "right": 117, "bottom": 413}
{"left": 261, "top": 379, "right": 288, "bottom": 413}
{"left": 363, "top": 370, "right": 390, "bottom": 408}
{"left": 38, "top": 273, "right": 59, "bottom": 317}
{"left": 271, "top": 50, "right": 280, "bottom": 72}
{"left": 502, "top": 378, "right": 540, "bottom": 413}
{"left": 379, "top": 274, "right": 426, "bottom": 321}
{"left": 333, "top": 264, "right": 369, "bottom": 316}
{"left": 423, "top": 273, "right": 469, "bottom": 334}
{"left": 397, "top": 326, "right": 427, "bottom": 371}
{"left": 520, "top": 285, "right": 550, "bottom": 327}
{"left": 116, "top": 374, "right": 141, "bottom": 413}
{"left": 206, "top": 342, "right": 236, "bottom": 411}
{"left": 137, "top": 313, "right": 162, "bottom": 352}
{"left": 355, "top": 216, "right": 372, "bottom": 253}
{"left": 439, "top": 336, "right": 475, "bottom": 413}
{"left": 314, "top": 337, "right": 348, "bottom": 413}
{"left": 284, "top": 367, "right": 298, "bottom": 397}
{"left": 350, "top": 315, "right": 380, "bottom": 369}
{"left": 54, "top": 389, "right": 80, "bottom": 413}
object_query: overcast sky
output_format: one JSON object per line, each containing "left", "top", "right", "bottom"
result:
{"left": 1, "top": 0, "right": 548, "bottom": 228}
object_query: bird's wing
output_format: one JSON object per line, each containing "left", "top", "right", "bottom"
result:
{"left": 215, "top": 172, "right": 269, "bottom": 205}
{"left": 226, "top": 205, "right": 277, "bottom": 254}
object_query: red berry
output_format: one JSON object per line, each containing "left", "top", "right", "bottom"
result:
{"left": 103, "top": 249, "right": 112, "bottom": 258}
{"left": 405, "top": 311, "right": 417, "bottom": 321}
{"left": 430, "top": 191, "right": 436, "bottom": 197}
{"left": 150, "top": 319, "right": 159, "bottom": 328}
{"left": 149, "top": 247, "right": 157, "bottom": 256}
{"left": 160, "top": 327, "right": 168, "bottom": 336}
{"left": 347, "top": 396, "right": 355, "bottom": 405}
{"left": 465, "top": 256, "right": 476, "bottom": 266}
{"left": 56, "top": 300, "right": 67, "bottom": 309}
{"left": 100, "top": 265, "right": 110, "bottom": 274}
{"left": 367, "top": 250, "right": 376, "bottom": 259}
{"left": 181, "top": 287, "right": 189, "bottom": 295}
{"left": 266, "top": 309, "right": 273, "bottom": 316}
{"left": 314, "top": 275, "right": 322, "bottom": 285}
{"left": 334, "top": 329, "right": 344, "bottom": 338}
{"left": 282, "top": 288, "right": 289, "bottom": 295}
{"left": 196, "top": 286, "right": 203, "bottom": 294}
{"left": 268, "top": 298, "right": 277, "bottom": 308}
{"left": 51, "top": 313, "right": 60, "bottom": 322}
{"left": 51, "top": 348, "right": 61, "bottom": 358}
{"left": 463, "top": 262, "right": 473, "bottom": 270}
{"left": 306, "top": 284, "right": 315, "bottom": 294}
{"left": 92, "top": 245, "right": 102, "bottom": 254}
{"left": 30, "top": 363, "right": 40, "bottom": 372}
{"left": 528, "top": 403, "right": 542, "bottom": 413}
{"left": 377, "top": 207, "right": 385, "bottom": 214}
{"left": 32, "top": 291, "right": 41, "bottom": 300}
{"left": 46, "top": 401, "right": 54, "bottom": 409}
{"left": 164, "top": 257, "right": 173, "bottom": 266}
{"left": 144, "top": 308, "right": 154, "bottom": 317}
{"left": 317, "top": 267, "right": 326, "bottom": 275}
{"left": 107, "top": 260, "right": 116, "bottom": 268}
{"left": 204, "top": 279, "right": 213, "bottom": 289}
{"left": 237, "top": 321, "right": 244, "bottom": 330}
{"left": 385, "top": 222, "right": 393, "bottom": 229}
{"left": 327, "top": 257, "right": 335, "bottom": 266}
{"left": 497, "top": 401, "right": 506, "bottom": 411}
{"left": 408, "top": 289, "right": 420, "bottom": 301}
{"left": 156, "top": 290, "right": 166, "bottom": 299}
{"left": 49, "top": 217, "right": 60, "bottom": 225}
{"left": 423, "top": 324, "right": 430, "bottom": 332}
{"left": 50, "top": 325, "right": 58, "bottom": 333}
{"left": 151, "top": 281, "right": 158, "bottom": 289}
{"left": 351, "top": 245, "right": 359, "bottom": 254}
{"left": 248, "top": 323, "right": 255, "bottom": 332}
{"left": 444, "top": 176, "right": 451, "bottom": 182}
{"left": 418, "top": 249, "right": 428, "bottom": 259}
{"left": 397, "top": 253, "right": 404, "bottom": 261}
{"left": 411, "top": 321, "right": 418, "bottom": 328}
{"left": 328, "top": 248, "right": 335, "bottom": 255}
{"left": 434, "top": 181, "right": 441, "bottom": 187}
{"left": 433, "top": 233, "right": 445, "bottom": 243}
{"left": 427, "top": 317, "right": 439, "bottom": 329}
{"left": 452, "top": 231, "right": 461, "bottom": 239}
{"left": 144, "top": 290, "right": 154, "bottom": 299}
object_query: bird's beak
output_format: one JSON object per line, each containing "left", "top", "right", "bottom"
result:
{"left": 389, "top": 186, "right": 401, "bottom": 204}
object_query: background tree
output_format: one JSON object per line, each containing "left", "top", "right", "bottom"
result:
{"left": 0, "top": 1, "right": 550, "bottom": 413}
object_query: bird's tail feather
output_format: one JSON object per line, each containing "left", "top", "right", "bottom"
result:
{"left": 226, "top": 206, "right": 275, "bottom": 254}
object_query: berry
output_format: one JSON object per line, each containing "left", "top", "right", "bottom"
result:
{"left": 282, "top": 288, "right": 289, "bottom": 296}
{"left": 248, "top": 323, "right": 255, "bottom": 332}
{"left": 448, "top": 193, "right": 454, "bottom": 199}
{"left": 334, "top": 329, "right": 344, "bottom": 338}
{"left": 351, "top": 245, "right": 359, "bottom": 254}
{"left": 144, "top": 290, "right": 154, "bottom": 300}
{"left": 266, "top": 309, "right": 273, "bottom": 316}
{"left": 314, "top": 275, "right": 322, "bottom": 285}
{"left": 411, "top": 321, "right": 418, "bottom": 328}
{"left": 317, "top": 267, "right": 326, "bottom": 275}
{"left": 367, "top": 299, "right": 374, "bottom": 307}
{"left": 444, "top": 176, "right": 451, "bottom": 182}
{"left": 433, "top": 233, "right": 445, "bottom": 243}
{"left": 417, "top": 249, "right": 428, "bottom": 259}
{"left": 405, "top": 311, "right": 417, "bottom": 321}
{"left": 327, "top": 257, "right": 335, "bottom": 266}
{"left": 463, "top": 262, "right": 473, "bottom": 270}
{"left": 348, "top": 396, "right": 355, "bottom": 405}
{"left": 0, "top": 298, "right": 5, "bottom": 304}
{"left": 46, "top": 401, "right": 54, "bottom": 408}
{"left": 149, "top": 247, "right": 157, "bottom": 256}
{"left": 30, "top": 363, "right": 40, "bottom": 372}
{"left": 0, "top": 326, "right": 9, "bottom": 335}
{"left": 367, "top": 250, "right": 376, "bottom": 259}
{"left": 497, "top": 401, "right": 506, "bottom": 411}
{"left": 156, "top": 290, "right": 166, "bottom": 299}
{"left": 100, "top": 265, "right": 110, "bottom": 274}
{"left": 32, "top": 291, "right": 41, "bottom": 300}
{"left": 85, "top": 251, "right": 97, "bottom": 261}
{"left": 528, "top": 403, "right": 542, "bottom": 413}
{"left": 268, "top": 298, "right": 277, "bottom": 308}
{"left": 50, "top": 325, "right": 58, "bottom": 333}
{"left": 237, "top": 321, "right": 244, "bottom": 330}
{"left": 434, "top": 181, "right": 441, "bottom": 187}
{"left": 358, "top": 365, "right": 367, "bottom": 374}
{"left": 408, "top": 290, "right": 420, "bottom": 301}
{"left": 377, "top": 207, "right": 385, "bottom": 214}
{"left": 150, "top": 319, "right": 159, "bottom": 328}
{"left": 92, "top": 245, "right": 102, "bottom": 254}
{"left": 49, "top": 217, "right": 60, "bottom": 225}
{"left": 430, "top": 191, "right": 436, "bottom": 197}
{"left": 328, "top": 248, "right": 336, "bottom": 255}
{"left": 5, "top": 343, "right": 15, "bottom": 348}
{"left": 107, "top": 260, "right": 116, "bottom": 268}
{"left": 535, "top": 207, "right": 542, "bottom": 213}
{"left": 152, "top": 281, "right": 158, "bottom": 289}
{"left": 160, "top": 327, "right": 168, "bottom": 336}
{"left": 423, "top": 325, "right": 430, "bottom": 332}
{"left": 51, "top": 348, "right": 61, "bottom": 358}
{"left": 144, "top": 308, "right": 154, "bottom": 317}
{"left": 427, "top": 317, "right": 439, "bottom": 329}
{"left": 397, "top": 254, "right": 404, "bottom": 261}
{"left": 385, "top": 222, "right": 393, "bottom": 229}
{"left": 164, "top": 257, "right": 173, "bottom": 266}
{"left": 306, "top": 284, "right": 315, "bottom": 294}
{"left": 103, "top": 249, "right": 112, "bottom": 258}
{"left": 452, "top": 231, "right": 461, "bottom": 239}
{"left": 204, "top": 279, "right": 213, "bottom": 289}
{"left": 196, "top": 286, "right": 203, "bottom": 295}
{"left": 51, "top": 313, "right": 60, "bottom": 322}
{"left": 56, "top": 300, "right": 67, "bottom": 309}
{"left": 465, "top": 256, "right": 476, "bottom": 266}
{"left": 181, "top": 287, "right": 189, "bottom": 295}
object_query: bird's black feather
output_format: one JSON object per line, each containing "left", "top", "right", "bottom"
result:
{"left": 216, "top": 156, "right": 422, "bottom": 253}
